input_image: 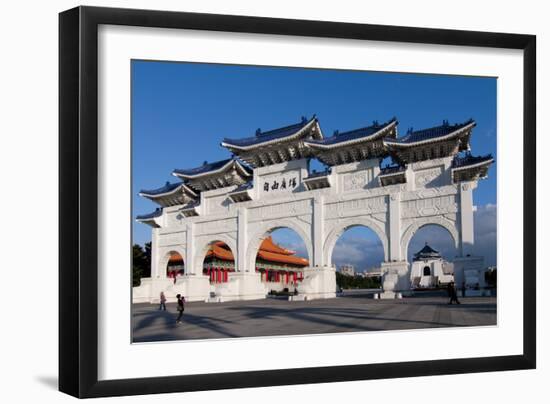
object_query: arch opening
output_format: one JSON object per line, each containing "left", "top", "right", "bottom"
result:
{"left": 200, "top": 241, "right": 236, "bottom": 284}
{"left": 330, "top": 225, "right": 384, "bottom": 289}
{"left": 164, "top": 251, "right": 185, "bottom": 283}
{"left": 251, "top": 227, "right": 310, "bottom": 295}
{"left": 407, "top": 224, "right": 458, "bottom": 289}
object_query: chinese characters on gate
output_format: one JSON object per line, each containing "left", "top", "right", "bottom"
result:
{"left": 263, "top": 176, "right": 298, "bottom": 192}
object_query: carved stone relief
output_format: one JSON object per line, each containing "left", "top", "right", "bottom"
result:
{"left": 248, "top": 199, "right": 312, "bottom": 222}
{"left": 415, "top": 166, "right": 443, "bottom": 188}
{"left": 325, "top": 196, "right": 387, "bottom": 219}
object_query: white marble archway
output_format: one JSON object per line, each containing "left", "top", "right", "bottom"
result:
{"left": 323, "top": 216, "right": 389, "bottom": 266}
{"left": 246, "top": 218, "right": 313, "bottom": 273}
{"left": 400, "top": 216, "right": 459, "bottom": 260}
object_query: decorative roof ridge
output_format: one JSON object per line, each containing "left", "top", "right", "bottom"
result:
{"left": 333, "top": 117, "right": 397, "bottom": 138}
{"left": 255, "top": 116, "right": 310, "bottom": 138}
{"left": 139, "top": 181, "right": 197, "bottom": 198}
{"left": 384, "top": 119, "right": 475, "bottom": 147}
{"left": 452, "top": 153, "right": 494, "bottom": 169}
{"left": 172, "top": 157, "right": 252, "bottom": 179}
{"left": 220, "top": 115, "right": 321, "bottom": 150}
{"left": 304, "top": 118, "right": 397, "bottom": 149}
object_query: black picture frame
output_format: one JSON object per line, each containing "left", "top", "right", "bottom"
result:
{"left": 59, "top": 5, "right": 536, "bottom": 398}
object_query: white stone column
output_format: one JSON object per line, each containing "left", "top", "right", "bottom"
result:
{"left": 185, "top": 223, "right": 195, "bottom": 275}
{"left": 380, "top": 192, "right": 410, "bottom": 298}
{"left": 151, "top": 227, "right": 161, "bottom": 278}
{"left": 388, "top": 193, "right": 401, "bottom": 261}
{"left": 459, "top": 182, "right": 475, "bottom": 256}
{"left": 312, "top": 196, "right": 325, "bottom": 267}
{"left": 238, "top": 207, "right": 248, "bottom": 272}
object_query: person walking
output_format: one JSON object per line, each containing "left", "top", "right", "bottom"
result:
{"left": 159, "top": 291, "right": 167, "bottom": 311}
{"left": 448, "top": 281, "right": 460, "bottom": 304}
{"left": 176, "top": 294, "right": 185, "bottom": 324}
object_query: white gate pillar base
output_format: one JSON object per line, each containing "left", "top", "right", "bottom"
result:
{"left": 295, "top": 266, "right": 337, "bottom": 300}
{"left": 132, "top": 277, "right": 174, "bottom": 304}
{"left": 132, "top": 275, "right": 211, "bottom": 303}
{"left": 171, "top": 275, "right": 211, "bottom": 302}
{"left": 211, "top": 272, "right": 266, "bottom": 302}
{"left": 452, "top": 256, "right": 485, "bottom": 289}
{"left": 380, "top": 261, "right": 410, "bottom": 299}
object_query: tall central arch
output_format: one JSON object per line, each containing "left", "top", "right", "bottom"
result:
{"left": 324, "top": 217, "right": 389, "bottom": 266}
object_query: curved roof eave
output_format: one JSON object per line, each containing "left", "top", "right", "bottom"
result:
{"left": 384, "top": 122, "right": 475, "bottom": 148}
{"left": 172, "top": 158, "right": 251, "bottom": 180}
{"left": 304, "top": 120, "right": 397, "bottom": 150}
{"left": 221, "top": 117, "right": 322, "bottom": 151}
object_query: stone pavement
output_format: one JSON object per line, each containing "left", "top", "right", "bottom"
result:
{"left": 132, "top": 293, "right": 496, "bottom": 342}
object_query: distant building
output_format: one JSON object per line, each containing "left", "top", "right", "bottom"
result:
{"left": 340, "top": 264, "right": 355, "bottom": 277}
{"left": 410, "top": 243, "right": 454, "bottom": 288}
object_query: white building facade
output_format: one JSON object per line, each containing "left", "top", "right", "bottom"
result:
{"left": 409, "top": 244, "right": 454, "bottom": 288}
{"left": 134, "top": 116, "right": 493, "bottom": 303}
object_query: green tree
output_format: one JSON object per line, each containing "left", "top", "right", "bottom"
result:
{"left": 336, "top": 272, "right": 381, "bottom": 289}
{"left": 132, "top": 244, "right": 149, "bottom": 286}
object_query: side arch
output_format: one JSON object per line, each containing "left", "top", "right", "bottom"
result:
{"left": 192, "top": 234, "right": 238, "bottom": 275}
{"left": 157, "top": 247, "right": 186, "bottom": 278}
{"left": 323, "top": 217, "right": 389, "bottom": 266}
{"left": 246, "top": 219, "right": 313, "bottom": 273}
{"left": 400, "top": 217, "right": 459, "bottom": 260}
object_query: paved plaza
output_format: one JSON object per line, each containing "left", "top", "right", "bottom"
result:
{"left": 132, "top": 292, "right": 496, "bottom": 342}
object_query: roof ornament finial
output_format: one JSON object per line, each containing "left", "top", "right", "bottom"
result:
{"left": 443, "top": 119, "right": 449, "bottom": 127}
{"left": 203, "top": 160, "right": 208, "bottom": 166}
{"left": 165, "top": 181, "right": 170, "bottom": 186}
{"left": 333, "top": 129, "right": 339, "bottom": 136}
{"left": 373, "top": 120, "right": 379, "bottom": 127}
{"left": 301, "top": 116, "right": 307, "bottom": 123}
{"left": 255, "top": 128, "right": 262, "bottom": 136}
{"left": 407, "top": 127, "right": 414, "bottom": 135}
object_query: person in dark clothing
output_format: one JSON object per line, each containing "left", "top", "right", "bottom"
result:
{"left": 461, "top": 281, "right": 466, "bottom": 298}
{"left": 447, "top": 281, "right": 460, "bottom": 304}
{"left": 176, "top": 294, "right": 185, "bottom": 324}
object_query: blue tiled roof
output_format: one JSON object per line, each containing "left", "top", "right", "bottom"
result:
{"left": 136, "top": 208, "right": 163, "bottom": 220}
{"left": 380, "top": 165, "right": 406, "bottom": 175}
{"left": 306, "top": 169, "right": 331, "bottom": 179}
{"left": 173, "top": 157, "right": 251, "bottom": 177}
{"left": 414, "top": 243, "right": 441, "bottom": 260}
{"left": 182, "top": 200, "right": 201, "bottom": 210}
{"left": 306, "top": 119, "right": 396, "bottom": 146}
{"left": 387, "top": 119, "right": 474, "bottom": 144}
{"left": 452, "top": 154, "right": 493, "bottom": 168}
{"left": 230, "top": 182, "right": 254, "bottom": 193}
{"left": 222, "top": 116, "right": 315, "bottom": 147}
{"left": 139, "top": 181, "right": 182, "bottom": 196}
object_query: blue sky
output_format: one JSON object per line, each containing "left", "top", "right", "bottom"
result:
{"left": 132, "top": 60, "right": 497, "bottom": 268}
